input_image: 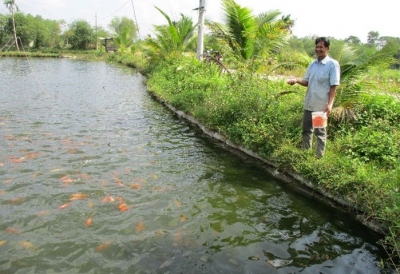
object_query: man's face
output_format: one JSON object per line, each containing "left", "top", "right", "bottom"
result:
{"left": 315, "top": 41, "right": 329, "bottom": 60}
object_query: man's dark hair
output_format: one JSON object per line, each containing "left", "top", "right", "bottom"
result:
{"left": 315, "top": 37, "right": 330, "bottom": 47}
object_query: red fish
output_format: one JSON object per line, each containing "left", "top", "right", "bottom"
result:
{"left": 86, "top": 215, "right": 93, "bottom": 227}
{"left": 58, "top": 202, "right": 71, "bottom": 209}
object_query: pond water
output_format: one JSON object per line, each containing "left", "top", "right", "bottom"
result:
{"left": 0, "top": 58, "right": 388, "bottom": 273}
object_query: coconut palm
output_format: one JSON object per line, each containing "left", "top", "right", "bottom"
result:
{"left": 114, "top": 27, "right": 134, "bottom": 53}
{"left": 330, "top": 41, "right": 399, "bottom": 121}
{"left": 144, "top": 7, "right": 197, "bottom": 61}
{"left": 206, "top": 0, "right": 290, "bottom": 68}
{"left": 4, "top": 0, "right": 19, "bottom": 51}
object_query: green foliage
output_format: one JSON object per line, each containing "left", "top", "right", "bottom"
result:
{"left": 206, "top": 0, "right": 290, "bottom": 72}
{"left": 108, "top": 16, "right": 137, "bottom": 40}
{"left": 146, "top": 55, "right": 400, "bottom": 268}
{"left": 67, "top": 20, "right": 95, "bottom": 50}
{"left": 143, "top": 7, "right": 197, "bottom": 61}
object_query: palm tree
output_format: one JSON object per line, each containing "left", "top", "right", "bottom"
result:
{"left": 4, "top": 0, "right": 19, "bottom": 51}
{"left": 144, "top": 7, "right": 197, "bottom": 60}
{"left": 330, "top": 41, "right": 399, "bottom": 121}
{"left": 206, "top": 0, "right": 290, "bottom": 69}
{"left": 114, "top": 28, "right": 134, "bottom": 53}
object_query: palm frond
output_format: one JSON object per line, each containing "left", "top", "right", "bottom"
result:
{"left": 222, "top": 0, "right": 256, "bottom": 60}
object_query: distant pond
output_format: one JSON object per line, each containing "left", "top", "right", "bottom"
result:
{"left": 0, "top": 58, "right": 388, "bottom": 273}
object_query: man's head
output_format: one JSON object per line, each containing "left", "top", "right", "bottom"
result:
{"left": 315, "top": 37, "right": 330, "bottom": 61}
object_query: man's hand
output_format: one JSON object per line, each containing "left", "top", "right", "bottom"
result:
{"left": 286, "top": 78, "right": 297, "bottom": 85}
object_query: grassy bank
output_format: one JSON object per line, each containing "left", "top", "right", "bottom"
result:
{"left": 144, "top": 55, "right": 400, "bottom": 270}
{"left": 1, "top": 49, "right": 108, "bottom": 60}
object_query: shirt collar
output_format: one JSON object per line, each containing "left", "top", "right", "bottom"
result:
{"left": 316, "top": 55, "right": 330, "bottom": 64}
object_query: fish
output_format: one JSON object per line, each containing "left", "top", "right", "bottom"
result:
{"left": 86, "top": 215, "right": 93, "bottom": 227}
{"left": 118, "top": 203, "right": 130, "bottom": 212}
{"left": 130, "top": 183, "right": 142, "bottom": 189}
{"left": 96, "top": 241, "right": 111, "bottom": 252}
{"left": 9, "top": 156, "right": 25, "bottom": 163}
{"left": 60, "top": 176, "right": 73, "bottom": 184}
{"left": 69, "top": 193, "right": 87, "bottom": 201}
{"left": 0, "top": 240, "right": 6, "bottom": 246}
{"left": 6, "top": 227, "right": 21, "bottom": 234}
{"left": 101, "top": 195, "right": 115, "bottom": 203}
{"left": 19, "top": 241, "right": 35, "bottom": 250}
{"left": 180, "top": 214, "right": 187, "bottom": 222}
{"left": 174, "top": 200, "right": 181, "bottom": 207}
{"left": 9, "top": 197, "right": 25, "bottom": 204}
{"left": 136, "top": 222, "right": 144, "bottom": 232}
{"left": 80, "top": 174, "right": 89, "bottom": 179}
{"left": 26, "top": 152, "right": 40, "bottom": 159}
{"left": 58, "top": 202, "right": 71, "bottom": 209}
{"left": 35, "top": 210, "right": 50, "bottom": 216}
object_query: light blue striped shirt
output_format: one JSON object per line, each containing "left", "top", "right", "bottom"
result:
{"left": 303, "top": 56, "right": 340, "bottom": 111}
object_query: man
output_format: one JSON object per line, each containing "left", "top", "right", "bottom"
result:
{"left": 287, "top": 37, "right": 340, "bottom": 157}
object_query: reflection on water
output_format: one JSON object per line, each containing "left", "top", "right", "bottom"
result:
{"left": 0, "top": 58, "right": 387, "bottom": 273}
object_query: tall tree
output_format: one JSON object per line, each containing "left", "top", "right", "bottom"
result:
{"left": 109, "top": 16, "right": 137, "bottom": 40}
{"left": 367, "top": 31, "right": 379, "bottom": 46}
{"left": 68, "top": 20, "right": 94, "bottom": 50}
{"left": 3, "top": 0, "right": 19, "bottom": 50}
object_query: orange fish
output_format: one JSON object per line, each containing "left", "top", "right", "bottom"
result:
{"left": 130, "top": 183, "right": 142, "bottom": 189}
{"left": 101, "top": 195, "right": 115, "bottom": 203}
{"left": 118, "top": 203, "right": 130, "bottom": 212}
{"left": 81, "top": 174, "right": 89, "bottom": 179}
{"left": 69, "top": 193, "right": 87, "bottom": 201}
{"left": 180, "top": 214, "right": 187, "bottom": 222}
{"left": 174, "top": 199, "right": 181, "bottom": 207}
{"left": 19, "top": 241, "right": 35, "bottom": 250}
{"left": 0, "top": 240, "right": 6, "bottom": 246}
{"left": 58, "top": 202, "right": 71, "bottom": 209}
{"left": 60, "top": 176, "right": 73, "bottom": 184}
{"left": 35, "top": 210, "right": 50, "bottom": 216}
{"left": 96, "top": 241, "right": 111, "bottom": 252}
{"left": 136, "top": 222, "right": 144, "bottom": 232}
{"left": 9, "top": 157, "right": 25, "bottom": 163}
{"left": 26, "top": 152, "right": 40, "bottom": 159}
{"left": 116, "top": 180, "right": 124, "bottom": 187}
{"left": 6, "top": 227, "right": 21, "bottom": 234}
{"left": 87, "top": 200, "right": 94, "bottom": 208}
{"left": 86, "top": 215, "right": 93, "bottom": 227}
{"left": 9, "top": 197, "right": 25, "bottom": 204}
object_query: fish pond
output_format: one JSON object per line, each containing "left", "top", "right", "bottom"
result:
{"left": 0, "top": 58, "right": 389, "bottom": 273}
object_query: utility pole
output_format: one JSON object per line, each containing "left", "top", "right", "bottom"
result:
{"left": 95, "top": 13, "right": 98, "bottom": 50}
{"left": 196, "top": 0, "right": 206, "bottom": 60}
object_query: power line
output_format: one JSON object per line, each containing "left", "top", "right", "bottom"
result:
{"left": 98, "top": 0, "right": 130, "bottom": 20}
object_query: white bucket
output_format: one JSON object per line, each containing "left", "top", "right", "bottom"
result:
{"left": 311, "top": 112, "right": 327, "bottom": 128}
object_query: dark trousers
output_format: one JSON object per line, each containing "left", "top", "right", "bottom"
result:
{"left": 302, "top": 110, "right": 326, "bottom": 157}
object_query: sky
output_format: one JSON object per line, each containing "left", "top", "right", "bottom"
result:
{"left": 1, "top": 0, "right": 399, "bottom": 43}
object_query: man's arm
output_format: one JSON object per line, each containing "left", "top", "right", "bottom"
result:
{"left": 324, "top": 85, "right": 338, "bottom": 115}
{"left": 287, "top": 78, "right": 308, "bottom": 87}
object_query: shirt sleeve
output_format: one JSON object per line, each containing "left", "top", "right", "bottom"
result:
{"left": 330, "top": 60, "right": 340, "bottom": 86}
